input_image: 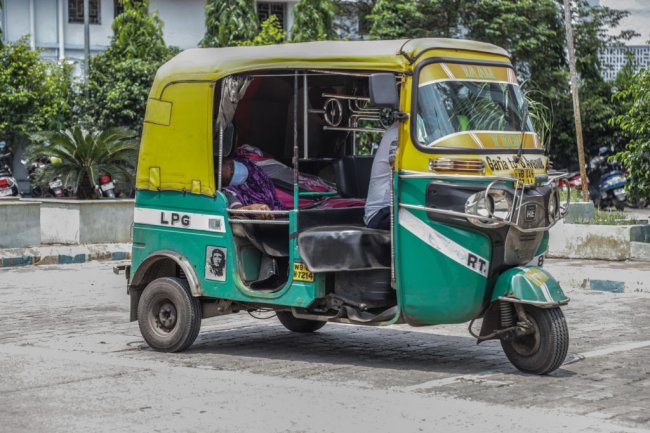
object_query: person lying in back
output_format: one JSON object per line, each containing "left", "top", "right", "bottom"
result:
{"left": 220, "top": 157, "right": 284, "bottom": 220}
{"left": 220, "top": 146, "right": 365, "bottom": 219}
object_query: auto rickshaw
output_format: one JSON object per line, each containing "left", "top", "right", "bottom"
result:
{"left": 124, "top": 38, "right": 570, "bottom": 375}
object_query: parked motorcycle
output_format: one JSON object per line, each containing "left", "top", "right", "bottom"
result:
{"left": 0, "top": 141, "right": 20, "bottom": 198}
{"left": 23, "top": 158, "right": 66, "bottom": 198}
{"left": 587, "top": 147, "right": 626, "bottom": 211}
{"left": 559, "top": 171, "right": 588, "bottom": 192}
{"left": 97, "top": 174, "right": 116, "bottom": 198}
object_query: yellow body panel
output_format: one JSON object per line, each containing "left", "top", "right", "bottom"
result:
{"left": 136, "top": 82, "right": 215, "bottom": 195}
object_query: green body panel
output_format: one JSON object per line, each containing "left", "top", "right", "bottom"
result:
{"left": 131, "top": 190, "right": 324, "bottom": 308}
{"left": 491, "top": 266, "right": 568, "bottom": 305}
{"left": 395, "top": 176, "right": 494, "bottom": 325}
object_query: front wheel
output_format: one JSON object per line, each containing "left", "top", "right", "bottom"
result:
{"left": 500, "top": 306, "right": 568, "bottom": 375}
{"left": 276, "top": 311, "right": 326, "bottom": 333}
{"left": 137, "top": 277, "right": 202, "bottom": 352}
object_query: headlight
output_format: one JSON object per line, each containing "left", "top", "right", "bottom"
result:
{"left": 465, "top": 190, "right": 511, "bottom": 227}
{"left": 490, "top": 190, "right": 512, "bottom": 220}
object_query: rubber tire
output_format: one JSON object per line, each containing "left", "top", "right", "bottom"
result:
{"left": 276, "top": 311, "right": 326, "bottom": 333}
{"left": 615, "top": 200, "right": 625, "bottom": 211}
{"left": 501, "top": 306, "right": 569, "bottom": 375}
{"left": 137, "top": 277, "right": 202, "bottom": 352}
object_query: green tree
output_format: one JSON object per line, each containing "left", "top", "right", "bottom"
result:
{"left": 80, "top": 0, "right": 177, "bottom": 132}
{"left": 0, "top": 37, "right": 73, "bottom": 151}
{"left": 201, "top": 0, "right": 259, "bottom": 48}
{"left": 237, "top": 15, "right": 286, "bottom": 46}
{"left": 368, "top": 0, "right": 424, "bottom": 39}
{"left": 290, "top": 0, "right": 337, "bottom": 42}
{"left": 28, "top": 127, "right": 138, "bottom": 199}
{"left": 369, "top": 0, "right": 463, "bottom": 39}
{"left": 611, "top": 66, "right": 650, "bottom": 202}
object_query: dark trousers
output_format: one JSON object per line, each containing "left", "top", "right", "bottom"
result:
{"left": 367, "top": 206, "right": 390, "bottom": 230}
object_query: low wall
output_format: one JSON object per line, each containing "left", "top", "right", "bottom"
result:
{"left": 35, "top": 199, "right": 134, "bottom": 245}
{"left": 0, "top": 199, "right": 41, "bottom": 248}
{"left": 548, "top": 220, "right": 650, "bottom": 260}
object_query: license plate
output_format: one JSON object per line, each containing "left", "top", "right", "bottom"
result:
{"left": 514, "top": 168, "right": 535, "bottom": 185}
{"left": 293, "top": 263, "right": 314, "bottom": 282}
{"left": 100, "top": 182, "right": 114, "bottom": 192}
{"left": 49, "top": 179, "right": 63, "bottom": 189}
{"left": 0, "top": 188, "right": 12, "bottom": 197}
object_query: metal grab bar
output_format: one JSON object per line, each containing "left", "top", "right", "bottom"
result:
{"left": 229, "top": 219, "right": 290, "bottom": 225}
{"left": 399, "top": 171, "right": 522, "bottom": 183}
{"left": 227, "top": 209, "right": 290, "bottom": 215}
{"left": 398, "top": 203, "right": 560, "bottom": 234}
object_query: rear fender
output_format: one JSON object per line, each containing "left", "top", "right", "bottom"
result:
{"left": 491, "top": 266, "right": 569, "bottom": 308}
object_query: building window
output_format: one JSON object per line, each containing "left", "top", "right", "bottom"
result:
{"left": 257, "top": 2, "right": 286, "bottom": 29}
{"left": 68, "top": 0, "right": 101, "bottom": 24}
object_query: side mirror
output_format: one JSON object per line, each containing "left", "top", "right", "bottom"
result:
{"left": 369, "top": 73, "right": 398, "bottom": 109}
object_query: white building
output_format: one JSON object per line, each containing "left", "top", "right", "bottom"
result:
{"left": 587, "top": 0, "right": 650, "bottom": 81}
{"left": 0, "top": 0, "right": 299, "bottom": 64}
{"left": 600, "top": 44, "right": 650, "bottom": 81}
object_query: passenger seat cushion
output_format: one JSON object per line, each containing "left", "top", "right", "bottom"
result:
{"left": 334, "top": 156, "right": 374, "bottom": 198}
{"left": 297, "top": 225, "right": 390, "bottom": 272}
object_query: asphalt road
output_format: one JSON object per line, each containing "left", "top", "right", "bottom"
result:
{"left": 1, "top": 260, "right": 649, "bottom": 433}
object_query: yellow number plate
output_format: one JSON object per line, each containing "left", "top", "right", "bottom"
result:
{"left": 514, "top": 168, "right": 535, "bottom": 185}
{"left": 293, "top": 263, "right": 314, "bottom": 282}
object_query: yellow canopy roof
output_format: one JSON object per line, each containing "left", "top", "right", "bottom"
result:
{"left": 150, "top": 38, "right": 510, "bottom": 98}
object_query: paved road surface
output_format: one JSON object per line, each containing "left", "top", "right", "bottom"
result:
{"left": 1, "top": 260, "right": 649, "bottom": 433}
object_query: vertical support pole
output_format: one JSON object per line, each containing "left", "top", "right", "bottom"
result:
{"left": 303, "top": 74, "right": 308, "bottom": 160}
{"left": 217, "top": 126, "right": 224, "bottom": 191}
{"left": 83, "top": 0, "right": 90, "bottom": 82}
{"left": 58, "top": 0, "right": 65, "bottom": 60}
{"left": 563, "top": 0, "right": 589, "bottom": 202}
{"left": 28, "top": 0, "right": 35, "bottom": 49}
{"left": 293, "top": 72, "right": 299, "bottom": 210}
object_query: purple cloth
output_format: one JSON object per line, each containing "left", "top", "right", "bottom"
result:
{"left": 225, "top": 156, "right": 286, "bottom": 210}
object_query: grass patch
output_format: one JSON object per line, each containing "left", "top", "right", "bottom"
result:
{"left": 559, "top": 188, "right": 586, "bottom": 203}
{"left": 574, "top": 209, "right": 631, "bottom": 225}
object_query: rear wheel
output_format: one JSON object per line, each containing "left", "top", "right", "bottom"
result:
{"left": 276, "top": 311, "right": 326, "bottom": 333}
{"left": 500, "top": 306, "right": 568, "bottom": 375}
{"left": 137, "top": 277, "right": 202, "bottom": 352}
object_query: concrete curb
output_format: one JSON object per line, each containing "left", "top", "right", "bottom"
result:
{"left": 548, "top": 220, "right": 650, "bottom": 261}
{"left": 0, "top": 243, "right": 131, "bottom": 268}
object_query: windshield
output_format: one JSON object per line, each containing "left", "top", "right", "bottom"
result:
{"left": 416, "top": 80, "right": 534, "bottom": 147}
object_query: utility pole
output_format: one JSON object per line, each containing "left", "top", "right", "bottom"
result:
{"left": 563, "top": 0, "right": 589, "bottom": 202}
{"left": 84, "top": 0, "right": 90, "bottom": 83}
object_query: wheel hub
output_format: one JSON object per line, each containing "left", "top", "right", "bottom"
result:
{"left": 156, "top": 302, "right": 177, "bottom": 332}
{"left": 510, "top": 316, "right": 541, "bottom": 356}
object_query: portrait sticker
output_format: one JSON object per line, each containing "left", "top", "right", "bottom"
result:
{"left": 205, "top": 246, "right": 227, "bottom": 282}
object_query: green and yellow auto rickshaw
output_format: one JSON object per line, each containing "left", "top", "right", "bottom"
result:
{"left": 124, "top": 38, "right": 570, "bottom": 374}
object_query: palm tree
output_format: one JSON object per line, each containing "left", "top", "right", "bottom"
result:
{"left": 28, "top": 127, "right": 138, "bottom": 199}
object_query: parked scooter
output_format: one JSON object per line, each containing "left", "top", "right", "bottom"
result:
{"left": 23, "top": 158, "right": 66, "bottom": 198}
{"left": 587, "top": 147, "right": 626, "bottom": 210}
{"left": 558, "top": 171, "right": 588, "bottom": 193}
{"left": 97, "top": 174, "right": 116, "bottom": 198}
{"left": 0, "top": 141, "right": 20, "bottom": 198}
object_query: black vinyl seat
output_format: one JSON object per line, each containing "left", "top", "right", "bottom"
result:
{"left": 297, "top": 225, "right": 390, "bottom": 272}
{"left": 334, "top": 156, "right": 374, "bottom": 198}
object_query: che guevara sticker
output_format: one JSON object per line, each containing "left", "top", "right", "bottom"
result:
{"left": 205, "top": 246, "right": 227, "bottom": 282}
